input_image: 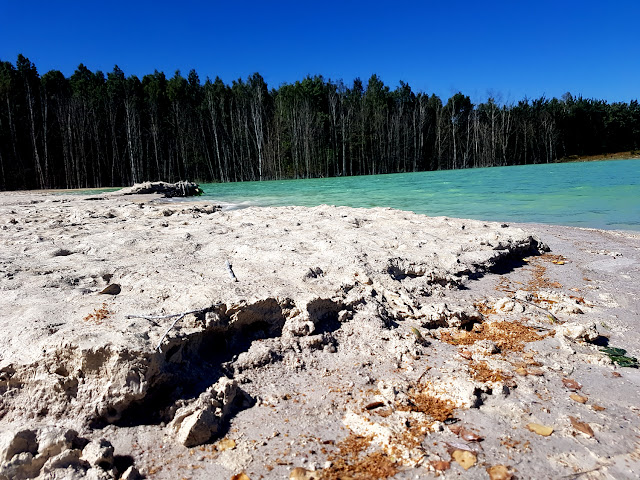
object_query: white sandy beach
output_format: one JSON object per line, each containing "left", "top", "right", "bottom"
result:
{"left": 1, "top": 190, "right": 639, "bottom": 479}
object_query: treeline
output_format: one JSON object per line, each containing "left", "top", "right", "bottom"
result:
{"left": 1, "top": 54, "right": 639, "bottom": 190}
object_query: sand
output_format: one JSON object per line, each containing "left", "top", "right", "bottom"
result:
{"left": 1, "top": 190, "right": 639, "bottom": 479}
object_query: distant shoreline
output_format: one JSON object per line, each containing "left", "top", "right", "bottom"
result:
{"left": 1, "top": 153, "right": 638, "bottom": 196}
{"left": 557, "top": 150, "right": 640, "bottom": 163}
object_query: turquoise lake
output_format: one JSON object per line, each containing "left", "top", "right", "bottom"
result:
{"left": 196, "top": 159, "right": 640, "bottom": 231}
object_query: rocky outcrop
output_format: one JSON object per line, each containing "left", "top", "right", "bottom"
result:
{"left": 0, "top": 202, "right": 551, "bottom": 451}
{"left": 10, "top": 196, "right": 632, "bottom": 478}
{"left": 169, "top": 378, "right": 241, "bottom": 447}
{"left": 0, "top": 427, "right": 139, "bottom": 480}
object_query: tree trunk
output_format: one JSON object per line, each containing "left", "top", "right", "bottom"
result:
{"left": 25, "top": 81, "right": 45, "bottom": 188}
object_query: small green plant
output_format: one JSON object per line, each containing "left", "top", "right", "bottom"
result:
{"left": 410, "top": 327, "right": 423, "bottom": 341}
{"left": 600, "top": 347, "right": 639, "bottom": 368}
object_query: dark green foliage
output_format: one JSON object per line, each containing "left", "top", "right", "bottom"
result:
{"left": 600, "top": 347, "right": 639, "bottom": 368}
{"left": 0, "top": 54, "right": 639, "bottom": 190}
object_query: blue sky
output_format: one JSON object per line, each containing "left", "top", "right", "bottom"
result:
{"left": 1, "top": 0, "right": 638, "bottom": 103}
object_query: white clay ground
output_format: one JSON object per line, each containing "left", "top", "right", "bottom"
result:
{"left": 1, "top": 191, "right": 639, "bottom": 479}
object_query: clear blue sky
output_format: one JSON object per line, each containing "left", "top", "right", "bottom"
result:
{"left": 1, "top": 0, "right": 638, "bottom": 103}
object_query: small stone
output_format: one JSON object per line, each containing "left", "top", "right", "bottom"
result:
{"left": 170, "top": 378, "right": 238, "bottom": 447}
{"left": 459, "top": 428, "right": 483, "bottom": 442}
{"left": 37, "top": 427, "right": 76, "bottom": 459}
{"left": 217, "top": 438, "right": 236, "bottom": 451}
{"left": 323, "top": 344, "right": 337, "bottom": 353}
{"left": 495, "top": 298, "right": 515, "bottom": 312}
{"left": 231, "top": 474, "right": 250, "bottom": 480}
{"left": 452, "top": 450, "right": 476, "bottom": 470}
{"left": 121, "top": 466, "right": 142, "bottom": 480}
{"left": 81, "top": 438, "right": 114, "bottom": 469}
{"left": 365, "top": 401, "right": 385, "bottom": 410}
{"left": 555, "top": 323, "right": 598, "bottom": 342}
{"left": 290, "top": 467, "right": 321, "bottom": 479}
{"left": 285, "top": 313, "right": 315, "bottom": 336}
{"left": 570, "top": 393, "right": 588, "bottom": 404}
{"left": 0, "top": 429, "right": 37, "bottom": 461}
{"left": 41, "top": 449, "right": 84, "bottom": 473}
{"left": 459, "top": 350, "right": 473, "bottom": 360}
{"left": 473, "top": 340, "right": 499, "bottom": 355}
{"left": 99, "top": 284, "right": 121, "bottom": 295}
{"left": 526, "top": 423, "right": 553, "bottom": 436}
{"left": 176, "top": 409, "right": 219, "bottom": 447}
{"left": 514, "top": 290, "right": 533, "bottom": 301}
{"left": 487, "top": 464, "right": 512, "bottom": 480}
{"left": 494, "top": 298, "right": 524, "bottom": 313}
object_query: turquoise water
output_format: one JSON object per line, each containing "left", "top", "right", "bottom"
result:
{"left": 197, "top": 159, "right": 640, "bottom": 231}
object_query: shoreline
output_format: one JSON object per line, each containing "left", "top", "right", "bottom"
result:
{"left": 557, "top": 151, "right": 640, "bottom": 163}
{"left": 6, "top": 186, "right": 640, "bottom": 233}
{"left": 1, "top": 191, "right": 639, "bottom": 479}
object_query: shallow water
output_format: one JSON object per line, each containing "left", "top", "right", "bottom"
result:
{"left": 198, "top": 159, "right": 640, "bottom": 231}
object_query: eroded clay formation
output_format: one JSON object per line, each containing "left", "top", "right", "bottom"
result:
{"left": 3, "top": 192, "right": 636, "bottom": 479}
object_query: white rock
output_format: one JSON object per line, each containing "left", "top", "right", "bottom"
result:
{"left": 472, "top": 340, "right": 500, "bottom": 355}
{"left": 495, "top": 297, "right": 525, "bottom": 313}
{"left": 120, "top": 465, "right": 141, "bottom": 480}
{"left": 555, "top": 322, "right": 598, "bottom": 342}
{"left": 81, "top": 439, "right": 114, "bottom": 469}
{"left": 284, "top": 313, "right": 315, "bottom": 336}
{"left": 0, "top": 429, "right": 37, "bottom": 461}
{"left": 419, "top": 302, "right": 482, "bottom": 329}
{"left": 169, "top": 378, "right": 239, "bottom": 447}
{"left": 514, "top": 290, "right": 533, "bottom": 301}
{"left": 495, "top": 298, "right": 515, "bottom": 312}
{"left": 234, "top": 342, "right": 279, "bottom": 372}
{"left": 37, "top": 427, "right": 77, "bottom": 460}
{"left": 0, "top": 453, "right": 40, "bottom": 480}
{"left": 41, "top": 449, "right": 85, "bottom": 474}
{"left": 377, "top": 381, "right": 397, "bottom": 402}
{"left": 552, "top": 304, "right": 584, "bottom": 315}
{"left": 175, "top": 409, "right": 220, "bottom": 448}
{"left": 425, "top": 367, "right": 485, "bottom": 408}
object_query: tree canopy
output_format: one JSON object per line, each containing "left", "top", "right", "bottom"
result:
{"left": 0, "top": 55, "right": 638, "bottom": 190}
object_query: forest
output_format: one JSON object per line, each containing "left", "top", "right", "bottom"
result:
{"left": 1, "top": 54, "right": 639, "bottom": 190}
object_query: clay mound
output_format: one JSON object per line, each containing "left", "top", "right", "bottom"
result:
{"left": 0, "top": 195, "right": 555, "bottom": 478}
